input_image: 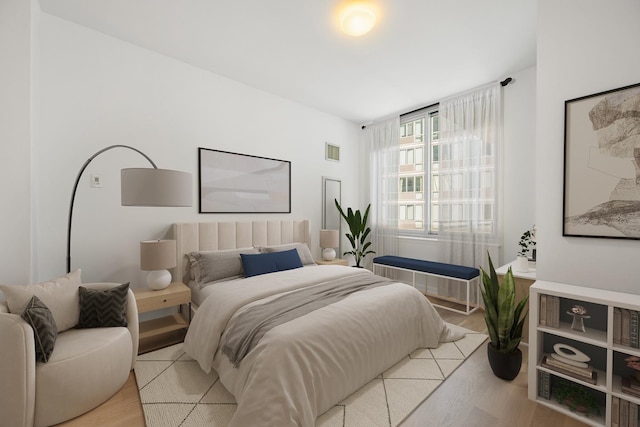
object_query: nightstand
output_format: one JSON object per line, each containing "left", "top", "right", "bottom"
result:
{"left": 315, "top": 258, "right": 348, "bottom": 266}
{"left": 134, "top": 282, "right": 191, "bottom": 354}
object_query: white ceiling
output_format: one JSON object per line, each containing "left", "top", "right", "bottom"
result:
{"left": 38, "top": 0, "right": 536, "bottom": 124}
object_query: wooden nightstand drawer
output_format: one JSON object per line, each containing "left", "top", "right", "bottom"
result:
{"left": 134, "top": 283, "right": 190, "bottom": 314}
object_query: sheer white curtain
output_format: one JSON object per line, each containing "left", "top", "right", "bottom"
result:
{"left": 436, "top": 83, "right": 503, "bottom": 301}
{"left": 360, "top": 117, "right": 400, "bottom": 270}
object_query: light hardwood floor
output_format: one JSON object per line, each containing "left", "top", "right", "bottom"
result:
{"left": 56, "top": 298, "right": 587, "bottom": 427}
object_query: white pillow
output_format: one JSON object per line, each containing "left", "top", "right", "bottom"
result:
{"left": 259, "top": 243, "right": 316, "bottom": 266}
{"left": 0, "top": 269, "right": 82, "bottom": 332}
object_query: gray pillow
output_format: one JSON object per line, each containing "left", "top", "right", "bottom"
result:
{"left": 77, "top": 283, "right": 129, "bottom": 328}
{"left": 189, "top": 247, "right": 260, "bottom": 285}
{"left": 21, "top": 295, "right": 57, "bottom": 363}
{"left": 260, "top": 243, "right": 316, "bottom": 266}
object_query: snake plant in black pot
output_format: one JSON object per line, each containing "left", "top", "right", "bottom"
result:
{"left": 335, "top": 200, "right": 375, "bottom": 267}
{"left": 481, "top": 253, "right": 528, "bottom": 381}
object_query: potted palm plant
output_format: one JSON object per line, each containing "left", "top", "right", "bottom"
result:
{"left": 334, "top": 200, "right": 375, "bottom": 267}
{"left": 481, "top": 253, "right": 528, "bottom": 380}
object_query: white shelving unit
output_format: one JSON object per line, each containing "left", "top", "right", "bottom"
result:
{"left": 529, "top": 280, "right": 640, "bottom": 426}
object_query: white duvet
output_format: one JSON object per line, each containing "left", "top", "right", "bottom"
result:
{"left": 183, "top": 265, "right": 464, "bottom": 427}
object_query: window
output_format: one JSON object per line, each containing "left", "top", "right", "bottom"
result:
{"left": 397, "top": 106, "right": 439, "bottom": 233}
{"left": 396, "top": 102, "right": 497, "bottom": 237}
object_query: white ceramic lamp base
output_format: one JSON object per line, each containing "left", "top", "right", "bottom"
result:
{"left": 322, "top": 248, "right": 336, "bottom": 261}
{"left": 146, "top": 269, "right": 172, "bottom": 290}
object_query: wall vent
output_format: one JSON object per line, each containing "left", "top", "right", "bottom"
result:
{"left": 325, "top": 143, "right": 340, "bottom": 162}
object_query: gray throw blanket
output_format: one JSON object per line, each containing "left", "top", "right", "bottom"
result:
{"left": 221, "top": 273, "right": 392, "bottom": 367}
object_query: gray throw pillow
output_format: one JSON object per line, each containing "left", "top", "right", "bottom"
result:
{"left": 260, "top": 243, "right": 316, "bottom": 265}
{"left": 21, "top": 295, "right": 58, "bottom": 363}
{"left": 189, "top": 247, "right": 260, "bottom": 285}
{"left": 77, "top": 283, "right": 129, "bottom": 328}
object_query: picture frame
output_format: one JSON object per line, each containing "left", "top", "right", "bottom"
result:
{"left": 198, "top": 148, "right": 291, "bottom": 213}
{"left": 563, "top": 82, "right": 640, "bottom": 239}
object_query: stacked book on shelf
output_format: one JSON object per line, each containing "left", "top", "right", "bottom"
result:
{"left": 614, "top": 308, "right": 640, "bottom": 348}
{"left": 622, "top": 376, "right": 640, "bottom": 398}
{"left": 540, "top": 294, "right": 560, "bottom": 327}
{"left": 541, "top": 354, "right": 597, "bottom": 384}
{"left": 537, "top": 370, "right": 551, "bottom": 400}
{"left": 612, "top": 395, "right": 639, "bottom": 427}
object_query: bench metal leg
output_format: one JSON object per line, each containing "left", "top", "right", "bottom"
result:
{"left": 373, "top": 262, "right": 480, "bottom": 316}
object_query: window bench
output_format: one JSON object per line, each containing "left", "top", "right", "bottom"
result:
{"left": 372, "top": 255, "right": 481, "bottom": 315}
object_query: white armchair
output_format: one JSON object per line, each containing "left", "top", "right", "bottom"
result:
{"left": 0, "top": 283, "right": 139, "bottom": 427}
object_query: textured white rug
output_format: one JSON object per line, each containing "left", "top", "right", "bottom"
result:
{"left": 135, "top": 331, "right": 487, "bottom": 427}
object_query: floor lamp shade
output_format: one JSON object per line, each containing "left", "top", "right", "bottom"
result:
{"left": 66, "top": 145, "right": 193, "bottom": 274}
{"left": 320, "top": 229, "right": 339, "bottom": 261}
{"left": 140, "top": 240, "right": 177, "bottom": 290}
{"left": 121, "top": 168, "right": 192, "bottom": 207}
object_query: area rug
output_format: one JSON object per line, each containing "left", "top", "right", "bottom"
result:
{"left": 134, "top": 330, "right": 487, "bottom": 427}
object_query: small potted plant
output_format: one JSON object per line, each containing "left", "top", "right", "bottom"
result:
{"left": 335, "top": 200, "right": 375, "bottom": 267}
{"left": 515, "top": 225, "right": 536, "bottom": 272}
{"left": 553, "top": 378, "right": 601, "bottom": 417}
{"left": 481, "top": 253, "right": 528, "bottom": 381}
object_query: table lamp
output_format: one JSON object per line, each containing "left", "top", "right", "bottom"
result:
{"left": 319, "top": 229, "right": 339, "bottom": 261}
{"left": 140, "top": 239, "right": 177, "bottom": 290}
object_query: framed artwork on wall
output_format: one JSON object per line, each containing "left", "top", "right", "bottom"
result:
{"left": 563, "top": 82, "right": 640, "bottom": 239}
{"left": 198, "top": 148, "right": 291, "bottom": 213}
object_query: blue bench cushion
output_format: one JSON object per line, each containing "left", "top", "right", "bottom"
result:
{"left": 373, "top": 256, "right": 479, "bottom": 281}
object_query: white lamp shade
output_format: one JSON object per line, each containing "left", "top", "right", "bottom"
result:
{"left": 140, "top": 240, "right": 177, "bottom": 271}
{"left": 320, "top": 229, "right": 339, "bottom": 249}
{"left": 121, "top": 168, "right": 192, "bottom": 207}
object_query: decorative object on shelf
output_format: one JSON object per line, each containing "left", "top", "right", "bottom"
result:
{"left": 481, "top": 254, "right": 528, "bottom": 381}
{"left": 66, "top": 145, "right": 192, "bottom": 273}
{"left": 515, "top": 225, "right": 536, "bottom": 272}
{"left": 198, "top": 147, "right": 291, "bottom": 214}
{"left": 625, "top": 356, "right": 640, "bottom": 382}
{"left": 567, "top": 304, "right": 590, "bottom": 332}
{"left": 553, "top": 378, "right": 601, "bottom": 417}
{"left": 140, "top": 240, "right": 177, "bottom": 290}
{"left": 541, "top": 343, "right": 597, "bottom": 385}
{"left": 319, "top": 229, "right": 339, "bottom": 261}
{"left": 334, "top": 200, "right": 375, "bottom": 268}
{"left": 563, "top": 81, "right": 640, "bottom": 240}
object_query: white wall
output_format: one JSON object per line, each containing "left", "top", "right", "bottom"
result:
{"left": 393, "top": 66, "right": 537, "bottom": 272}
{"left": 32, "top": 12, "right": 360, "bottom": 287}
{"left": 536, "top": 0, "right": 640, "bottom": 292}
{"left": 0, "top": 0, "right": 32, "bottom": 284}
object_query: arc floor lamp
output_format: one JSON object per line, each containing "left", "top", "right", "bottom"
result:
{"left": 66, "top": 144, "right": 192, "bottom": 273}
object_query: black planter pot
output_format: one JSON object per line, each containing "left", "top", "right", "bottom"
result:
{"left": 487, "top": 344, "right": 522, "bottom": 381}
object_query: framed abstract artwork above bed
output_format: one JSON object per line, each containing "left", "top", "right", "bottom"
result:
{"left": 563, "top": 82, "right": 640, "bottom": 239}
{"left": 198, "top": 147, "right": 291, "bottom": 213}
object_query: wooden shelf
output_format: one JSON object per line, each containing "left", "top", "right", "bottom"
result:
{"left": 139, "top": 313, "right": 188, "bottom": 341}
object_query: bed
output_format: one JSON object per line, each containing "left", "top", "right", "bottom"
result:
{"left": 173, "top": 220, "right": 465, "bottom": 427}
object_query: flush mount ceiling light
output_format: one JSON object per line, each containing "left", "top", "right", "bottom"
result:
{"left": 339, "top": 2, "right": 377, "bottom": 37}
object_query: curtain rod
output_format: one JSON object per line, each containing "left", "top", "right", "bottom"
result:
{"left": 361, "top": 77, "right": 513, "bottom": 129}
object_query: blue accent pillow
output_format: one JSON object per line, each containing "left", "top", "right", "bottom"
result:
{"left": 241, "top": 249, "right": 304, "bottom": 278}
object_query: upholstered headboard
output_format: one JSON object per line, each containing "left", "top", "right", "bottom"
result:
{"left": 171, "top": 220, "right": 311, "bottom": 284}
